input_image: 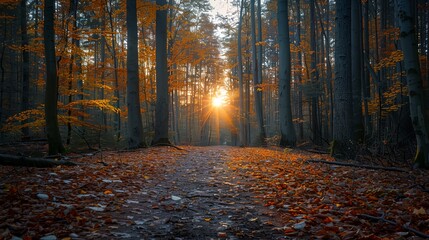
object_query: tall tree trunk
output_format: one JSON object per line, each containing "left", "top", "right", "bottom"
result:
{"left": 44, "top": 0, "right": 65, "bottom": 155}
{"left": 237, "top": 0, "right": 245, "bottom": 146}
{"left": 362, "top": 0, "right": 372, "bottom": 139}
{"left": 351, "top": 0, "right": 364, "bottom": 142}
{"left": 278, "top": 0, "right": 296, "bottom": 147}
{"left": 20, "top": 0, "right": 30, "bottom": 138}
{"left": 100, "top": 14, "right": 107, "bottom": 129}
{"left": 250, "top": 0, "right": 266, "bottom": 145}
{"left": 126, "top": 0, "right": 145, "bottom": 148}
{"left": 152, "top": 0, "right": 170, "bottom": 145}
{"left": 310, "top": 0, "right": 321, "bottom": 145}
{"left": 67, "top": 0, "right": 81, "bottom": 145}
{"left": 108, "top": 0, "right": 121, "bottom": 141}
{"left": 332, "top": 0, "right": 353, "bottom": 158}
{"left": 395, "top": 0, "right": 429, "bottom": 168}
{"left": 295, "top": 0, "right": 303, "bottom": 140}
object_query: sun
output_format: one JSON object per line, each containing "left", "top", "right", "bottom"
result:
{"left": 212, "top": 95, "right": 225, "bottom": 107}
{"left": 212, "top": 88, "right": 228, "bottom": 108}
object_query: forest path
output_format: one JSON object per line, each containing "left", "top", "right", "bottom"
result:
{"left": 106, "top": 146, "right": 286, "bottom": 239}
{"left": 2, "top": 145, "right": 427, "bottom": 239}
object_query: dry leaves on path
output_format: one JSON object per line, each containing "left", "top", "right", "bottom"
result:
{"left": 227, "top": 147, "right": 429, "bottom": 239}
{"left": 0, "top": 147, "right": 184, "bottom": 239}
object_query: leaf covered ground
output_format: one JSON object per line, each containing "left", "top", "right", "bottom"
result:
{"left": 0, "top": 146, "right": 428, "bottom": 239}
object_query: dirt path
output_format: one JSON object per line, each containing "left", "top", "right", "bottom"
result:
{"left": 104, "top": 146, "right": 286, "bottom": 239}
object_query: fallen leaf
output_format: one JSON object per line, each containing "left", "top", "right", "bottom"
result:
{"left": 413, "top": 207, "right": 426, "bottom": 215}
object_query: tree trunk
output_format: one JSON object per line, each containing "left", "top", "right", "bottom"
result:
{"left": 309, "top": 0, "right": 321, "bottom": 145}
{"left": 362, "top": 0, "right": 372, "bottom": 139}
{"left": 351, "top": 0, "right": 364, "bottom": 142}
{"left": 250, "top": 0, "right": 266, "bottom": 145}
{"left": 278, "top": 0, "right": 296, "bottom": 147}
{"left": 44, "top": 0, "right": 65, "bottom": 155}
{"left": 152, "top": 0, "right": 171, "bottom": 145}
{"left": 126, "top": 0, "right": 145, "bottom": 148}
{"left": 332, "top": 0, "right": 353, "bottom": 158}
{"left": 237, "top": 0, "right": 245, "bottom": 146}
{"left": 20, "top": 0, "right": 30, "bottom": 138}
{"left": 395, "top": 0, "right": 429, "bottom": 168}
{"left": 108, "top": 0, "right": 121, "bottom": 141}
{"left": 295, "top": 0, "right": 303, "bottom": 140}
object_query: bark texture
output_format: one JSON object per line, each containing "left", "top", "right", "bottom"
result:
{"left": 395, "top": 0, "right": 429, "bottom": 168}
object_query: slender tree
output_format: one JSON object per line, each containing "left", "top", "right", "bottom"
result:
{"left": 126, "top": 0, "right": 145, "bottom": 148}
{"left": 152, "top": 0, "right": 171, "bottom": 145}
{"left": 395, "top": 0, "right": 429, "bottom": 168}
{"left": 278, "top": 0, "right": 296, "bottom": 147}
{"left": 44, "top": 0, "right": 65, "bottom": 155}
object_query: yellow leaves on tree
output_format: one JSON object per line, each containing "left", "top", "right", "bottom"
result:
{"left": 1, "top": 100, "right": 119, "bottom": 134}
{"left": 367, "top": 80, "right": 408, "bottom": 117}
{"left": 374, "top": 50, "right": 404, "bottom": 72}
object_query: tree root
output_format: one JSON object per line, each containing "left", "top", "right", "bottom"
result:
{"left": 306, "top": 159, "right": 408, "bottom": 172}
{"left": 358, "top": 213, "right": 429, "bottom": 238}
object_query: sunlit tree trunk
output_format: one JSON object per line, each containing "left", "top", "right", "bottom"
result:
{"left": 44, "top": 0, "right": 65, "bottom": 155}
{"left": 250, "top": 0, "right": 266, "bottom": 145}
{"left": 278, "top": 0, "right": 296, "bottom": 147}
{"left": 332, "top": 0, "right": 353, "bottom": 158}
{"left": 20, "top": 0, "right": 30, "bottom": 138}
{"left": 153, "top": 0, "right": 171, "bottom": 145}
{"left": 395, "top": 0, "right": 429, "bottom": 168}
{"left": 126, "top": 0, "right": 145, "bottom": 148}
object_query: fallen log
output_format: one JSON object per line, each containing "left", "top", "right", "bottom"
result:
{"left": 306, "top": 159, "right": 408, "bottom": 172}
{"left": 0, "top": 154, "right": 77, "bottom": 168}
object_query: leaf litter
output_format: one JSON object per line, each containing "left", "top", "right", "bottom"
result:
{"left": 0, "top": 146, "right": 427, "bottom": 239}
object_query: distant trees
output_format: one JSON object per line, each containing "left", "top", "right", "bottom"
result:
{"left": 0, "top": 0, "right": 428, "bottom": 168}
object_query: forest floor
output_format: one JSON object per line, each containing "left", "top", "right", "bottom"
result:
{"left": 0, "top": 145, "right": 428, "bottom": 239}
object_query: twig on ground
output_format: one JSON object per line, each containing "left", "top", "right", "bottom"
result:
{"left": 358, "top": 213, "right": 429, "bottom": 238}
